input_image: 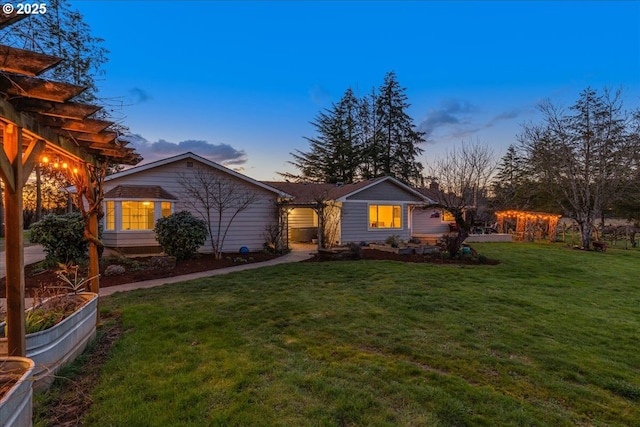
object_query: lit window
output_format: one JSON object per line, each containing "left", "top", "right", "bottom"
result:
{"left": 122, "top": 201, "right": 155, "bottom": 230}
{"left": 105, "top": 201, "right": 115, "bottom": 231}
{"left": 161, "top": 201, "right": 172, "bottom": 218}
{"left": 369, "top": 205, "right": 402, "bottom": 229}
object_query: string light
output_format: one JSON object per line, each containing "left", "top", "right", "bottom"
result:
{"left": 39, "top": 155, "right": 83, "bottom": 177}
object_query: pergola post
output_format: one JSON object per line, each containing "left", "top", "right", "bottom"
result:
{"left": 2, "top": 123, "right": 25, "bottom": 356}
{"left": 88, "top": 212, "right": 99, "bottom": 294}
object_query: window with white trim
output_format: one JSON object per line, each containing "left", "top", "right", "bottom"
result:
{"left": 369, "top": 205, "right": 402, "bottom": 229}
{"left": 122, "top": 201, "right": 155, "bottom": 230}
{"left": 105, "top": 201, "right": 115, "bottom": 230}
{"left": 104, "top": 201, "right": 175, "bottom": 231}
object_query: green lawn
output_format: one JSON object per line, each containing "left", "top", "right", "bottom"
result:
{"left": 76, "top": 243, "right": 639, "bottom": 426}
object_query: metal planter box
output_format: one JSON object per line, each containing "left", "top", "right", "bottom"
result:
{"left": 0, "top": 292, "right": 98, "bottom": 392}
{"left": 0, "top": 356, "right": 35, "bottom": 427}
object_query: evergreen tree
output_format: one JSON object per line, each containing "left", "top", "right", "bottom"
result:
{"left": 358, "top": 88, "right": 383, "bottom": 179}
{"left": 283, "top": 72, "right": 425, "bottom": 184}
{"left": 491, "top": 144, "right": 531, "bottom": 210}
{"left": 375, "top": 71, "right": 425, "bottom": 184}
{"left": 284, "top": 88, "right": 361, "bottom": 183}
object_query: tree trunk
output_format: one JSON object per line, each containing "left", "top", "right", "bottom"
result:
{"left": 579, "top": 219, "right": 594, "bottom": 250}
{"left": 35, "top": 165, "right": 42, "bottom": 221}
{"left": 446, "top": 210, "right": 470, "bottom": 258}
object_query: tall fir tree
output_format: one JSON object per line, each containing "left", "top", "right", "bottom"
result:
{"left": 283, "top": 88, "right": 361, "bottom": 183}
{"left": 357, "top": 88, "right": 383, "bottom": 179}
{"left": 375, "top": 71, "right": 425, "bottom": 184}
{"left": 283, "top": 72, "right": 426, "bottom": 184}
{"left": 491, "top": 144, "right": 531, "bottom": 210}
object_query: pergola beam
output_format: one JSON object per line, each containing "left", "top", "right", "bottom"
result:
{"left": 21, "top": 138, "right": 46, "bottom": 187}
{"left": 0, "top": 12, "right": 28, "bottom": 30}
{"left": 0, "top": 73, "right": 87, "bottom": 102}
{"left": 13, "top": 98, "right": 101, "bottom": 120}
{"left": 0, "top": 98, "right": 97, "bottom": 165}
{"left": 62, "top": 130, "right": 118, "bottom": 145}
{"left": 0, "top": 45, "right": 61, "bottom": 76}
{"left": 41, "top": 117, "right": 113, "bottom": 134}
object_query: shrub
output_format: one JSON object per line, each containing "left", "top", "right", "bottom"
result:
{"left": 348, "top": 242, "right": 363, "bottom": 259}
{"left": 29, "top": 213, "right": 88, "bottom": 264}
{"left": 154, "top": 211, "right": 207, "bottom": 260}
{"left": 104, "top": 265, "right": 126, "bottom": 276}
{"left": 149, "top": 256, "right": 177, "bottom": 271}
{"left": 385, "top": 235, "right": 403, "bottom": 248}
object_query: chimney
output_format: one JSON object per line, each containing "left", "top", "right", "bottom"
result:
{"left": 429, "top": 180, "right": 439, "bottom": 191}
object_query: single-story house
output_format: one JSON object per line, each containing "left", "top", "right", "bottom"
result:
{"left": 100, "top": 152, "right": 455, "bottom": 253}
{"left": 101, "top": 152, "right": 290, "bottom": 253}
{"left": 264, "top": 178, "right": 451, "bottom": 246}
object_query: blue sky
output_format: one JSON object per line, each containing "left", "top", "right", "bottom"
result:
{"left": 74, "top": 1, "right": 640, "bottom": 180}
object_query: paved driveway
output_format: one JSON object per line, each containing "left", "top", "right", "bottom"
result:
{"left": 0, "top": 245, "right": 47, "bottom": 279}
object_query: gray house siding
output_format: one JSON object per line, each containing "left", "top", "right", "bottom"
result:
{"left": 345, "top": 181, "right": 424, "bottom": 202}
{"left": 103, "top": 158, "right": 279, "bottom": 253}
{"left": 340, "top": 202, "right": 412, "bottom": 244}
{"left": 412, "top": 208, "right": 451, "bottom": 235}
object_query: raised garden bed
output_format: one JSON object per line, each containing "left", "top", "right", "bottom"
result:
{"left": 0, "top": 356, "right": 34, "bottom": 427}
{"left": 0, "top": 292, "right": 98, "bottom": 391}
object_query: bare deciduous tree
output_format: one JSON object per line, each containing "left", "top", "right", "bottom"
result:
{"left": 518, "top": 88, "right": 638, "bottom": 250}
{"left": 426, "top": 141, "right": 497, "bottom": 257}
{"left": 178, "top": 167, "right": 259, "bottom": 259}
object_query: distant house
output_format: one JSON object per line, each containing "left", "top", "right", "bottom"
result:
{"left": 101, "top": 152, "right": 289, "bottom": 253}
{"left": 264, "top": 177, "right": 451, "bottom": 246}
{"left": 100, "top": 152, "right": 454, "bottom": 253}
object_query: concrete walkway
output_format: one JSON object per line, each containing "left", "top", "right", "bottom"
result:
{"left": 100, "top": 247, "right": 314, "bottom": 296}
{"left": 0, "top": 244, "right": 47, "bottom": 279}
{"left": 1, "top": 245, "right": 315, "bottom": 312}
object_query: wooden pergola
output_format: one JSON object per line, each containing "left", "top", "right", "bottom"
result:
{"left": 1, "top": 14, "right": 141, "bottom": 356}
{"left": 496, "top": 210, "right": 561, "bottom": 243}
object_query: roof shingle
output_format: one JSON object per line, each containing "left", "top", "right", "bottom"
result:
{"left": 103, "top": 185, "right": 177, "bottom": 200}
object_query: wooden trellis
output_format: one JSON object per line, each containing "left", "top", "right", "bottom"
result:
{"left": 1, "top": 13, "right": 141, "bottom": 356}
{"left": 496, "top": 210, "right": 561, "bottom": 242}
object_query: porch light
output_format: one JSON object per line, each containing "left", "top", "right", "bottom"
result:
{"left": 41, "top": 156, "right": 49, "bottom": 164}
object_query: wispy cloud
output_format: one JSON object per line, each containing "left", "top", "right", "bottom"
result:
{"left": 418, "top": 98, "right": 479, "bottom": 142}
{"left": 121, "top": 134, "right": 248, "bottom": 166}
{"left": 485, "top": 108, "right": 523, "bottom": 127}
{"left": 129, "top": 87, "right": 151, "bottom": 104}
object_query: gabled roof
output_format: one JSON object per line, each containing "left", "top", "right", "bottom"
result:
{"left": 105, "top": 152, "right": 291, "bottom": 198}
{"left": 104, "top": 185, "right": 178, "bottom": 200}
{"left": 264, "top": 176, "right": 434, "bottom": 205}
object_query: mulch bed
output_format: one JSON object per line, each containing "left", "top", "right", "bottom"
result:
{"left": 305, "top": 248, "right": 500, "bottom": 265}
{"left": 0, "top": 252, "right": 280, "bottom": 297}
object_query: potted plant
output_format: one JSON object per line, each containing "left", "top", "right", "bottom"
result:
{"left": 0, "top": 356, "right": 35, "bottom": 427}
{"left": 0, "top": 264, "right": 99, "bottom": 391}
